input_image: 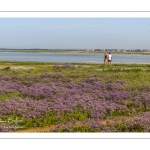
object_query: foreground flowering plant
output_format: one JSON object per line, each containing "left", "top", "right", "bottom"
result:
{"left": 0, "top": 63, "right": 150, "bottom": 132}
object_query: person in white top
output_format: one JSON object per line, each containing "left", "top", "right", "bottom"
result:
{"left": 108, "top": 52, "right": 112, "bottom": 65}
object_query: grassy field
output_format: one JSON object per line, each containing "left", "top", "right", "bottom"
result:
{"left": 0, "top": 61, "right": 150, "bottom": 132}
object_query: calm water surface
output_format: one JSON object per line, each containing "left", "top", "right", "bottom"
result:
{"left": 0, "top": 52, "right": 150, "bottom": 64}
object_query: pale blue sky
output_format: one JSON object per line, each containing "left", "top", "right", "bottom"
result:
{"left": 0, "top": 18, "right": 150, "bottom": 49}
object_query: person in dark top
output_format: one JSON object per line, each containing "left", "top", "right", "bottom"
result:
{"left": 104, "top": 53, "right": 107, "bottom": 64}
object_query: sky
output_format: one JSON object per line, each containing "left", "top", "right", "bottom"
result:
{"left": 0, "top": 18, "right": 150, "bottom": 49}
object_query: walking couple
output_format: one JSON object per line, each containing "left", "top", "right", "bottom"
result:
{"left": 104, "top": 52, "right": 112, "bottom": 64}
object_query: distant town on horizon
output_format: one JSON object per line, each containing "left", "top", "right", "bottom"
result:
{"left": 0, "top": 48, "right": 150, "bottom": 52}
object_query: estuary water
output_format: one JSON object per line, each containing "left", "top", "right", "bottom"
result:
{"left": 0, "top": 52, "right": 150, "bottom": 64}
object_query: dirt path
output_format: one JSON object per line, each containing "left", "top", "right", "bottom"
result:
{"left": 0, "top": 66, "right": 34, "bottom": 70}
{"left": 16, "top": 125, "right": 55, "bottom": 132}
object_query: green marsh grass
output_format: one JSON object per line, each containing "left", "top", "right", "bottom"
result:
{"left": 0, "top": 61, "right": 150, "bottom": 132}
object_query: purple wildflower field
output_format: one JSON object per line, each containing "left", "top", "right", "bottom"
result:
{"left": 0, "top": 63, "right": 150, "bottom": 132}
